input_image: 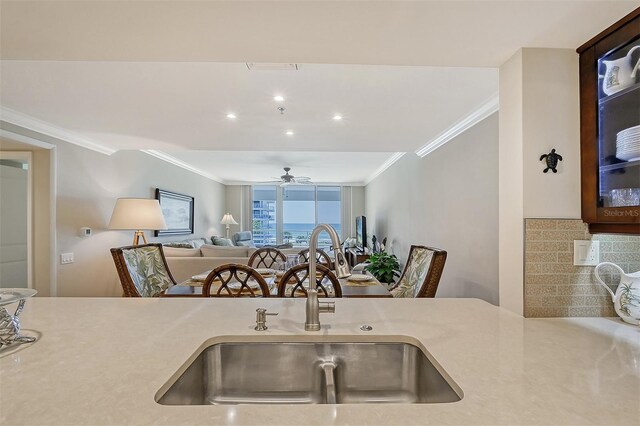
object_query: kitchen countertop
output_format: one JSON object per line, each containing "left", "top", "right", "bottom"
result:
{"left": 0, "top": 297, "right": 638, "bottom": 425}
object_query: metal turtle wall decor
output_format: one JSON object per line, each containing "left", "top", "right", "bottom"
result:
{"left": 540, "top": 149, "right": 563, "bottom": 173}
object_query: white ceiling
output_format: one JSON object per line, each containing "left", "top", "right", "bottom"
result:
{"left": 1, "top": 1, "right": 637, "bottom": 67}
{"left": 0, "top": 61, "right": 497, "bottom": 152}
{"left": 161, "top": 151, "right": 397, "bottom": 185}
{"left": 1, "top": 1, "right": 637, "bottom": 184}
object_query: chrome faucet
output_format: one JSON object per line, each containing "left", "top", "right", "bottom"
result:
{"left": 305, "top": 224, "right": 351, "bottom": 331}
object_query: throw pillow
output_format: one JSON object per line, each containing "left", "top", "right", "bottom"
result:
{"left": 163, "top": 242, "right": 194, "bottom": 249}
{"left": 212, "top": 236, "right": 234, "bottom": 246}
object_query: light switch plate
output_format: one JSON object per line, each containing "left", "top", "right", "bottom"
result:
{"left": 573, "top": 240, "right": 599, "bottom": 266}
{"left": 60, "top": 253, "right": 74, "bottom": 265}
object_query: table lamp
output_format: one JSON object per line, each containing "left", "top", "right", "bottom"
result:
{"left": 109, "top": 198, "right": 168, "bottom": 245}
{"left": 220, "top": 213, "right": 238, "bottom": 239}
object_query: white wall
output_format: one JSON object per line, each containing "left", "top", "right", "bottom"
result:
{"left": 499, "top": 48, "right": 581, "bottom": 315}
{"left": 498, "top": 50, "right": 525, "bottom": 315}
{"left": 365, "top": 113, "right": 499, "bottom": 304}
{"left": 55, "top": 143, "right": 226, "bottom": 297}
{"left": 523, "top": 49, "right": 581, "bottom": 218}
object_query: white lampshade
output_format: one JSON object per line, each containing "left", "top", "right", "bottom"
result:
{"left": 220, "top": 213, "right": 238, "bottom": 225}
{"left": 109, "top": 198, "right": 168, "bottom": 230}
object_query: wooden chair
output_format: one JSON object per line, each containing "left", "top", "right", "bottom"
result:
{"left": 297, "top": 248, "right": 332, "bottom": 269}
{"left": 390, "top": 245, "right": 447, "bottom": 298}
{"left": 277, "top": 263, "right": 342, "bottom": 298}
{"left": 110, "top": 243, "right": 177, "bottom": 297}
{"left": 248, "top": 247, "right": 286, "bottom": 269}
{"left": 201, "top": 264, "right": 270, "bottom": 297}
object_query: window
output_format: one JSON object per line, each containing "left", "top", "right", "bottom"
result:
{"left": 252, "top": 186, "right": 341, "bottom": 247}
{"left": 252, "top": 186, "right": 277, "bottom": 246}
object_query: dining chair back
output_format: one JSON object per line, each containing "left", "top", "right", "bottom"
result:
{"left": 390, "top": 245, "right": 447, "bottom": 298}
{"left": 201, "top": 264, "right": 270, "bottom": 297}
{"left": 297, "top": 248, "right": 332, "bottom": 269}
{"left": 277, "top": 263, "right": 342, "bottom": 298}
{"left": 110, "top": 243, "right": 177, "bottom": 297}
{"left": 248, "top": 247, "right": 286, "bottom": 269}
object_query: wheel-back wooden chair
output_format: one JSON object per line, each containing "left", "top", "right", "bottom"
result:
{"left": 277, "top": 263, "right": 342, "bottom": 298}
{"left": 110, "top": 243, "right": 177, "bottom": 297}
{"left": 390, "top": 245, "right": 447, "bottom": 298}
{"left": 297, "top": 248, "right": 333, "bottom": 269}
{"left": 201, "top": 264, "right": 270, "bottom": 297}
{"left": 248, "top": 247, "right": 286, "bottom": 269}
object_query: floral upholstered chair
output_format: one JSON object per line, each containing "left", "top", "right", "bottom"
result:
{"left": 390, "top": 245, "right": 447, "bottom": 298}
{"left": 110, "top": 244, "right": 177, "bottom": 297}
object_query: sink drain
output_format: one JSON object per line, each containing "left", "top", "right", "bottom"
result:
{"left": 360, "top": 325, "right": 373, "bottom": 331}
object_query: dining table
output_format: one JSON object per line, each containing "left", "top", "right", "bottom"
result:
{"left": 162, "top": 269, "right": 393, "bottom": 298}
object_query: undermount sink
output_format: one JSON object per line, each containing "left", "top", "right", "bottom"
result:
{"left": 156, "top": 338, "right": 462, "bottom": 405}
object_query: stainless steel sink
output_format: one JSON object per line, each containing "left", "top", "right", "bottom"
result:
{"left": 156, "top": 339, "right": 462, "bottom": 405}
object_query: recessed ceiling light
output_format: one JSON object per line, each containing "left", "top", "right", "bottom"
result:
{"left": 333, "top": 114, "right": 343, "bottom": 121}
{"left": 226, "top": 113, "right": 237, "bottom": 119}
{"left": 286, "top": 130, "right": 294, "bottom": 136}
{"left": 274, "top": 95, "right": 285, "bottom": 102}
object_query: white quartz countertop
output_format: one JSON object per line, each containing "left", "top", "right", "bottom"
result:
{"left": 1, "top": 297, "right": 639, "bottom": 426}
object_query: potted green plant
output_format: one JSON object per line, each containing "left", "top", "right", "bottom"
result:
{"left": 365, "top": 252, "right": 401, "bottom": 284}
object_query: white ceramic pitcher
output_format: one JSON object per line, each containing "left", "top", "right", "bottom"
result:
{"left": 602, "top": 45, "right": 640, "bottom": 96}
{"left": 594, "top": 262, "right": 640, "bottom": 325}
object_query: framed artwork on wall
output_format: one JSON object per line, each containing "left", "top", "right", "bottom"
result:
{"left": 154, "top": 188, "right": 194, "bottom": 236}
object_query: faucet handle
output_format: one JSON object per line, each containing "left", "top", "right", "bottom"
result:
{"left": 255, "top": 308, "right": 278, "bottom": 331}
{"left": 319, "top": 301, "right": 335, "bottom": 314}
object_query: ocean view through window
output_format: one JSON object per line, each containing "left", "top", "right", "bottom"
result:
{"left": 252, "top": 185, "right": 341, "bottom": 247}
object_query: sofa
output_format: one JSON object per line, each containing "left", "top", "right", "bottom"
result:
{"left": 163, "top": 244, "right": 302, "bottom": 283}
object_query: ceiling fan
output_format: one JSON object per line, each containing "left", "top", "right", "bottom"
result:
{"left": 261, "top": 167, "right": 313, "bottom": 186}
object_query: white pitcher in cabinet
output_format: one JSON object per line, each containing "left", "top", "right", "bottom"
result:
{"left": 601, "top": 45, "right": 640, "bottom": 96}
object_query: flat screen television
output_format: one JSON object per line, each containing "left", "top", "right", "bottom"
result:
{"left": 355, "top": 216, "right": 367, "bottom": 253}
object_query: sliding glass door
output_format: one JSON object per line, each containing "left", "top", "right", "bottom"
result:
{"left": 252, "top": 185, "right": 341, "bottom": 247}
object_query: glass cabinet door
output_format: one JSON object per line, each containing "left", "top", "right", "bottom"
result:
{"left": 597, "top": 38, "right": 640, "bottom": 212}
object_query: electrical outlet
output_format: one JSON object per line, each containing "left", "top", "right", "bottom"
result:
{"left": 573, "top": 240, "right": 599, "bottom": 266}
{"left": 60, "top": 253, "right": 74, "bottom": 265}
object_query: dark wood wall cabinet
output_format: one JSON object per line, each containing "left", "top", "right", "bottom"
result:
{"left": 577, "top": 8, "right": 640, "bottom": 234}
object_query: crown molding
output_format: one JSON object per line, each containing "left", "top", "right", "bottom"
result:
{"left": 0, "top": 107, "right": 115, "bottom": 155}
{"left": 0, "top": 129, "right": 56, "bottom": 150}
{"left": 364, "top": 152, "right": 406, "bottom": 185}
{"left": 415, "top": 92, "right": 499, "bottom": 158}
{"left": 141, "top": 150, "right": 225, "bottom": 184}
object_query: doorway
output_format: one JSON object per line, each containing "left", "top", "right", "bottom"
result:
{"left": 0, "top": 152, "right": 32, "bottom": 288}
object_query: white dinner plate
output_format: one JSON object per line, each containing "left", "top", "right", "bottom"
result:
{"left": 616, "top": 152, "right": 640, "bottom": 162}
{"left": 191, "top": 271, "right": 212, "bottom": 281}
{"left": 255, "top": 268, "right": 276, "bottom": 276}
{"left": 227, "top": 281, "right": 261, "bottom": 290}
{"left": 617, "top": 125, "right": 640, "bottom": 137}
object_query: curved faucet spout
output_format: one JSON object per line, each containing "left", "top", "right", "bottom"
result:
{"left": 308, "top": 224, "right": 351, "bottom": 290}
{"left": 305, "top": 224, "right": 350, "bottom": 331}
